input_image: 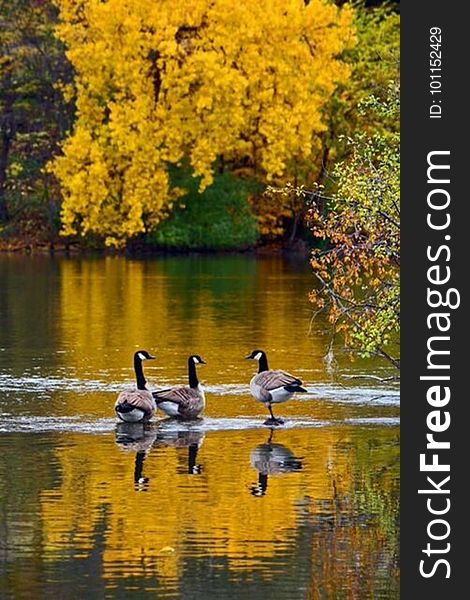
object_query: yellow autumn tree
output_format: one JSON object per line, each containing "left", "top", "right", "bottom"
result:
{"left": 50, "top": 0, "right": 354, "bottom": 246}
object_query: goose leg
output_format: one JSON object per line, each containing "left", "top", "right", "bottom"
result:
{"left": 264, "top": 403, "right": 284, "bottom": 426}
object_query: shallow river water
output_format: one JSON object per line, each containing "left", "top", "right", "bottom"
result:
{"left": 0, "top": 255, "right": 399, "bottom": 599}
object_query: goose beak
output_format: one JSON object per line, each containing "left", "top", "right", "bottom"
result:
{"left": 148, "top": 355, "right": 156, "bottom": 360}
{"left": 244, "top": 354, "right": 252, "bottom": 360}
{"left": 200, "top": 359, "right": 206, "bottom": 364}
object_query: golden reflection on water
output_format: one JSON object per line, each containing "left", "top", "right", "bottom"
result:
{"left": 54, "top": 256, "right": 326, "bottom": 384}
{"left": 31, "top": 425, "right": 398, "bottom": 599}
{"left": 0, "top": 256, "right": 399, "bottom": 598}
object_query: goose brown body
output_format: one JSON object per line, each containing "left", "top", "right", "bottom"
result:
{"left": 114, "top": 389, "right": 156, "bottom": 422}
{"left": 153, "top": 355, "right": 206, "bottom": 420}
{"left": 249, "top": 369, "right": 304, "bottom": 404}
{"left": 245, "top": 349, "right": 307, "bottom": 424}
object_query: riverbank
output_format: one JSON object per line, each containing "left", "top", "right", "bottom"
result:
{"left": 0, "top": 235, "right": 310, "bottom": 258}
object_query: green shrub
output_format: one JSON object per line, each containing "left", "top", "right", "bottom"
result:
{"left": 147, "top": 170, "right": 259, "bottom": 251}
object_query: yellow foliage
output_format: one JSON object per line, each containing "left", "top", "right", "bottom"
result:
{"left": 50, "top": 0, "right": 354, "bottom": 245}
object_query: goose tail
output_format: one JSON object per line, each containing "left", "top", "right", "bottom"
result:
{"left": 284, "top": 385, "right": 308, "bottom": 393}
{"left": 116, "top": 400, "right": 135, "bottom": 414}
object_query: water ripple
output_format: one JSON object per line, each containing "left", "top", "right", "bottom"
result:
{"left": 0, "top": 374, "right": 400, "bottom": 406}
{"left": 0, "top": 414, "right": 399, "bottom": 434}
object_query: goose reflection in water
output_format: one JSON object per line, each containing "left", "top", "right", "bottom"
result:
{"left": 154, "top": 427, "right": 205, "bottom": 475}
{"left": 115, "top": 422, "right": 158, "bottom": 491}
{"left": 115, "top": 422, "right": 205, "bottom": 489}
{"left": 250, "top": 429, "right": 303, "bottom": 496}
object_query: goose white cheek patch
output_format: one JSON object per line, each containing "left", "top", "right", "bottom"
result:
{"left": 254, "top": 352, "right": 263, "bottom": 361}
{"left": 138, "top": 353, "right": 147, "bottom": 360}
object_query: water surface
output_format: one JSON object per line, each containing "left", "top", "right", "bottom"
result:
{"left": 0, "top": 255, "right": 399, "bottom": 599}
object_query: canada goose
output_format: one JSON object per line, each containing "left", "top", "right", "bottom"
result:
{"left": 245, "top": 349, "right": 307, "bottom": 425}
{"left": 114, "top": 350, "right": 157, "bottom": 423}
{"left": 250, "top": 430, "right": 303, "bottom": 496}
{"left": 153, "top": 355, "right": 206, "bottom": 420}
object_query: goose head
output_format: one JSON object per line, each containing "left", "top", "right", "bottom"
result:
{"left": 245, "top": 350, "right": 266, "bottom": 361}
{"left": 190, "top": 355, "right": 206, "bottom": 365}
{"left": 135, "top": 350, "right": 155, "bottom": 361}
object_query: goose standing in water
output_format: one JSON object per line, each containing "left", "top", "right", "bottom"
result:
{"left": 245, "top": 349, "right": 307, "bottom": 425}
{"left": 153, "top": 355, "right": 206, "bottom": 420}
{"left": 115, "top": 350, "right": 157, "bottom": 423}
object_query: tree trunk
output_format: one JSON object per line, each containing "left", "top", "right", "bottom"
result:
{"left": 0, "top": 125, "right": 11, "bottom": 223}
{"left": 288, "top": 212, "right": 300, "bottom": 244}
{"left": 315, "top": 143, "right": 330, "bottom": 216}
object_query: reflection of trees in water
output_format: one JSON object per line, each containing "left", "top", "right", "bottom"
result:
{"left": 0, "top": 431, "right": 62, "bottom": 574}
{"left": 304, "top": 490, "right": 399, "bottom": 599}
{"left": 0, "top": 425, "right": 400, "bottom": 599}
{"left": 158, "top": 255, "right": 262, "bottom": 330}
{"left": 304, "top": 435, "right": 400, "bottom": 599}
{"left": 110, "top": 425, "right": 399, "bottom": 596}
{"left": 52, "top": 255, "right": 326, "bottom": 388}
{"left": 115, "top": 423, "right": 205, "bottom": 490}
{"left": 249, "top": 429, "right": 303, "bottom": 496}
{"left": 0, "top": 257, "right": 62, "bottom": 375}
{"left": 244, "top": 429, "right": 399, "bottom": 597}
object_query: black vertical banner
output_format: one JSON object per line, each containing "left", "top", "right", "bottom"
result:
{"left": 402, "top": 1, "right": 466, "bottom": 596}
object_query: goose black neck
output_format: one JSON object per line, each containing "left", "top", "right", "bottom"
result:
{"left": 259, "top": 472, "right": 268, "bottom": 494}
{"left": 134, "top": 451, "right": 146, "bottom": 483}
{"left": 188, "top": 444, "right": 199, "bottom": 473}
{"left": 188, "top": 358, "right": 199, "bottom": 388}
{"left": 258, "top": 353, "right": 269, "bottom": 373}
{"left": 134, "top": 355, "right": 147, "bottom": 390}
